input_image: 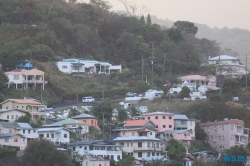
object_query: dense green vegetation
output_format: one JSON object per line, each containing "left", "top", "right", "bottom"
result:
{"left": 0, "top": 0, "right": 223, "bottom": 102}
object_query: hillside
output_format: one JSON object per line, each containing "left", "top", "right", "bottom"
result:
{"left": 0, "top": 0, "right": 235, "bottom": 103}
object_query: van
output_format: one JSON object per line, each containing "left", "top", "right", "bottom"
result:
{"left": 82, "top": 96, "right": 95, "bottom": 103}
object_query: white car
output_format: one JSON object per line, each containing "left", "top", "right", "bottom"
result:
{"left": 82, "top": 96, "right": 95, "bottom": 103}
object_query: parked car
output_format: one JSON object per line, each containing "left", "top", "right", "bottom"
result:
{"left": 126, "top": 92, "right": 137, "bottom": 97}
{"left": 82, "top": 96, "right": 95, "bottom": 103}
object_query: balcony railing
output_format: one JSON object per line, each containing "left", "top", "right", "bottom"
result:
{"left": 133, "top": 147, "right": 164, "bottom": 151}
{"left": 23, "top": 80, "right": 43, "bottom": 83}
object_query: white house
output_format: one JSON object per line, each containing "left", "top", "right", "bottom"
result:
{"left": 82, "top": 156, "right": 110, "bottom": 166}
{"left": 0, "top": 109, "right": 27, "bottom": 122}
{"left": 56, "top": 58, "right": 122, "bottom": 75}
{"left": 68, "top": 140, "right": 123, "bottom": 162}
{"left": 36, "top": 127, "right": 70, "bottom": 145}
{"left": 113, "top": 136, "right": 165, "bottom": 160}
{"left": 208, "top": 55, "right": 246, "bottom": 76}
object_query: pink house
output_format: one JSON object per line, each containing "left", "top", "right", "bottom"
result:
{"left": 179, "top": 75, "right": 217, "bottom": 90}
{"left": 199, "top": 119, "right": 250, "bottom": 152}
{"left": 135, "top": 112, "right": 174, "bottom": 132}
{"left": 160, "top": 130, "right": 192, "bottom": 145}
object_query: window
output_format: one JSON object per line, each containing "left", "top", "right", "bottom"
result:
{"left": 138, "top": 142, "right": 142, "bottom": 147}
{"left": 230, "top": 124, "right": 234, "bottom": 130}
{"left": 132, "top": 132, "right": 135, "bottom": 136}
{"left": 91, "top": 120, "right": 94, "bottom": 125}
{"left": 155, "top": 116, "right": 158, "bottom": 119}
{"left": 84, "top": 147, "right": 87, "bottom": 150}
{"left": 127, "top": 143, "right": 129, "bottom": 147}
{"left": 62, "top": 65, "right": 67, "bottom": 69}
{"left": 147, "top": 117, "right": 150, "bottom": 120}
{"left": 39, "top": 134, "right": 44, "bottom": 138}
{"left": 117, "top": 155, "right": 120, "bottom": 160}
{"left": 17, "top": 106, "right": 18, "bottom": 108}
{"left": 47, "top": 133, "right": 49, "bottom": 138}
{"left": 163, "top": 125, "right": 166, "bottom": 128}
{"left": 51, "top": 134, "right": 54, "bottom": 138}
{"left": 83, "top": 120, "right": 86, "bottom": 123}
{"left": 23, "top": 130, "right": 25, "bottom": 134}
{"left": 157, "top": 153, "right": 159, "bottom": 156}
{"left": 14, "top": 75, "right": 19, "bottom": 80}
{"left": 181, "top": 121, "right": 186, "bottom": 124}
{"left": 147, "top": 142, "right": 150, "bottom": 147}
{"left": 169, "top": 125, "right": 172, "bottom": 128}
{"left": 231, "top": 135, "right": 234, "bottom": 141}
{"left": 222, "top": 125, "right": 224, "bottom": 131}
{"left": 7, "top": 115, "right": 9, "bottom": 119}
{"left": 110, "top": 155, "right": 114, "bottom": 160}
{"left": 169, "top": 116, "right": 172, "bottom": 119}
{"left": 156, "top": 125, "right": 158, "bottom": 128}
{"left": 11, "top": 115, "right": 14, "bottom": 119}
{"left": 80, "top": 146, "right": 82, "bottom": 148}
{"left": 14, "top": 138, "right": 18, "bottom": 142}
{"left": 23, "top": 138, "right": 25, "bottom": 142}
{"left": 152, "top": 152, "right": 155, "bottom": 156}
{"left": 222, "top": 135, "right": 225, "bottom": 141}
{"left": 16, "top": 115, "right": 18, "bottom": 119}
{"left": 64, "top": 134, "right": 68, "bottom": 138}
{"left": 219, "top": 136, "right": 221, "bottom": 141}
{"left": 162, "top": 116, "right": 166, "bottom": 119}
{"left": 138, "top": 152, "right": 142, "bottom": 157}
{"left": 156, "top": 143, "right": 159, "bottom": 148}
{"left": 33, "top": 130, "right": 36, "bottom": 133}
{"left": 147, "top": 152, "right": 150, "bottom": 157}
{"left": 5, "top": 138, "right": 9, "bottom": 142}
{"left": 28, "top": 130, "right": 30, "bottom": 134}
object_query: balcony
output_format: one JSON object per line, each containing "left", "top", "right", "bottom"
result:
{"left": 133, "top": 147, "right": 164, "bottom": 152}
{"left": 23, "top": 80, "right": 43, "bottom": 83}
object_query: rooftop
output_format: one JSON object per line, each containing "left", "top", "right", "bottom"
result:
{"left": 68, "top": 140, "right": 118, "bottom": 146}
{"left": 141, "top": 111, "right": 174, "bottom": 116}
{"left": 199, "top": 119, "right": 244, "bottom": 127}
{"left": 163, "top": 130, "right": 191, "bottom": 134}
{"left": 72, "top": 113, "right": 97, "bottom": 119}
{"left": 208, "top": 55, "right": 239, "bottom": 61}
{"left": 123, "top": 120, "right": 154, "bottom": 127}
{"left": 0, "top": 122, "right": 33, "bottom": 129}
{"left": 113, "top": 136, "right": 162, "bottom": 141}
{"left": 174, "top": 114, "right": 188, "bottom": 120}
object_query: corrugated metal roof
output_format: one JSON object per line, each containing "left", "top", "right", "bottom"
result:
{"left": 113, "top": 136, "right": 162, "bottom": 141}
{"left": 174, "top": 114, "right": 188, "bottom": 120}
{"left": 142, "top": 112, "right": 174, "bottom": 116}
{"left": 208, "top": 55, "right": 239, "bottom": 61}
{"left": 72, "top": 114, "right": 96, "bottom": 119}
{"left": 163, "top": 130, "right": 190, "bottom": 134}
{"left": 36, "top": 127, "right": 65, "bottom": 132}
{"left": 50, "top": 119, "right": 79, "bottom": 125}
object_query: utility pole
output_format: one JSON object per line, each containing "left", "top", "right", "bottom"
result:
{"left": 142, "top": 56, "right": 144, "bottom": 81}
{"left": 76, "top": 59, "right": 80, "bottom": 107}
{"left": 149, "top": 42, "right": 156, "bottom": 86}
{"left": 246, "top": 54, "right": 248, "bottom": 91}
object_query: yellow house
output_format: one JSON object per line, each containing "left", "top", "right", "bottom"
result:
{"left": 0, "top": 99, "right": 46, "bottom": 120}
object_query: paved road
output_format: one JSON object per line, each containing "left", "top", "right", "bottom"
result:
{"left": 46, "top": 95, "right": 125, "bottom": 113}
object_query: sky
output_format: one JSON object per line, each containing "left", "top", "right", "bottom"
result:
{"left": 102, "top": 0, "right": 250, "bottom": 31}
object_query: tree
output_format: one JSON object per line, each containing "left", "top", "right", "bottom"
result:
{"left": 167, "top": 28, "right": 183, "bottom": 43}
{"left": 91, "top": 100, "right": 113, "bottom": 121}
{"left": 68, "top": 108, "right": 81, "bottom": 118}
{"left": 174, "top": 21, "right": 198, "bottom": 35}
{"left": 90, "top": 0, "right": 112, "bottom": 10}
{"left": 0, "top": 70, "right": 9, "bottom": 92}
{"left": 130, "top": 106, "right": 139, "bottom": 117}
{"left": 140, "top": 15, "right": 145, "bottom": 24}
{"left": 195, "top": 125, "right": 206, "bottom": 140}
{"left": 116, "top": 152, "right": 135, "bottom": 166}
{"left": 146, "top": 14, "right": 151, "bottom": 25}
{"left": 219, "top": 146, "right": 248, "bottom": 166}
{"left": 117, "top": 109, "right": 128, "bottom": 122}
{"left": 15, "top": 113, "right": 32, "bottom": 123}
{"left": 32, "top": 44, "right": 55, "bottom": 62}
{"left": 165, "top": 138, "right": 186, "bottom": 162}
{"left": 21, "top": 139, "right": 74, "bottom": 166}
{"left": 178, "top": 86, "right": 190, "bottom": 99}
